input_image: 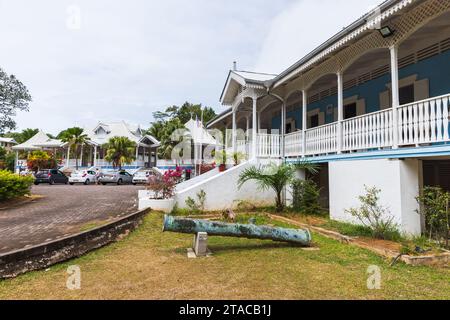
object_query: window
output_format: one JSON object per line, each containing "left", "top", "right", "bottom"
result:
{"left": 399, "top": 84, "right": 415, "bottom": 105}
{"left": 310, "top": 115, "right": 319, "bottom": 128}
{"left": 344, "top": 103, "right": 357, "bottom": 119}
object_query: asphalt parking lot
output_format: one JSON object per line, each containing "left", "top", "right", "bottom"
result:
{"left": 0, "top": 184, "right": 144, "bottom": 254}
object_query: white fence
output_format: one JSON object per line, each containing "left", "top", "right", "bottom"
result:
{"left": 398, "top": 94, "right": 450, "bottom": 146}
{"left": 285, "top": 131, "right": 303, "bottom": 157}
{"left": 343, "top": 108, "right": 393, "bottom": 151}
{"left": 257, "top": 133, "right": 281, "bottom": 158}
{"left": 305, "top": 122, "right": 338, "bottom": 155}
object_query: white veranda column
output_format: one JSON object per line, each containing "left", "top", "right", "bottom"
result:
{"left": 252, "top": 97, "right": 258, "bottom": 159}
{"left": 135, "top": 145, "right": 139, "bottom": 167}
{"left": 302, "top": 90, "right": 308, "bottom": 157}
{"left": 390, "top": 45, "right": 400, "bottom": 149}
{"left": 232, "top": 109, "right": 237, "bottom": 154}
{"left": 93, "top": 146, "right": 98, "bottom": 167}
{"left": 281, "top": 102, "right": 286, "bottom": 158}
{"left": 15, "top": 150, "right": 19, "bottom": 173}
{"left": 337, "top": 71, "right": 344, "bottom": 154}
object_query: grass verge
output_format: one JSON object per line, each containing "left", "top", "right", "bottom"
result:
{"left": 0, "top": 212, "right": 448, "bottom": 300}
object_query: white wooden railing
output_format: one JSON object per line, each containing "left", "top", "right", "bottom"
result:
{"left": 257, "top": 133, "right": 281, "bottom": 158}
{"left": 305, "top": 123, "right": 338, "bottom": 155}
{"left": 285, "top": 131, "right": 303, "bottom": 157}
{"left": 343, "top": 108, "right": 393, "bottom": 151}
{"left": 398, "top": 94, "right": 450, "bottom": 146}
{"left": 207, "top": 94, "right": 450, "bottom": 161}
{"left": 65, "top": 159, "right": 147, "bottom": 168}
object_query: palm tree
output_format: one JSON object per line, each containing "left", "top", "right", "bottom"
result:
{"left": 238, "top": 162, "right": 318, "bottom": 212}
{"left": 59, "top": 127, "right": 90, "bottom": 170}
{"left": 103, "top": 136, "right": 136, "bottom": 170}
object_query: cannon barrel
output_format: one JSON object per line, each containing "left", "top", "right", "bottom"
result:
{"left": 162, "top": 215, "right": 311, "bottom": 246}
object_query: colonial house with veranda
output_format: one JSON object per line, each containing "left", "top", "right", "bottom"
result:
{"left": 171, "top": 0, "right": 450, "bottom": 236}
{"left": 13, "top": 121, "right": 160, "bottom": 171}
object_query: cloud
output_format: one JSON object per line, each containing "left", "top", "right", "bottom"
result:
{"left": 0, "top": 0, "right": 380, "bottom": 135}
{"left": 254, "top": 0, "right": 380, "bottom": 74}
{"left": 0, "top": 0, "right": 292, "bottom": 134}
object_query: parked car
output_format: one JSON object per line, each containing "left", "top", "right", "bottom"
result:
{"left": 132, "top": 169, "right": 156, "bottom": 185}
{"left": 34, "top": 169, "right": 69, "bottom": 185}
{"left": 69, "top": 170, "right": 96, "bottom": 185}
{"left": 98, "top": 170, "right": 133, "bottom": 185}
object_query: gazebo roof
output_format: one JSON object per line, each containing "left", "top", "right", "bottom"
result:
{"left": 0, "top": 137, "right": 17, "bottom": 144}
{"left": 12, "top": 131, "right": 65, "bottom": 151}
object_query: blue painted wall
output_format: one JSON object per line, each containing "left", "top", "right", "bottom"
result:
{"left": 271, "top": 49, "right": 450, "bottom": 130}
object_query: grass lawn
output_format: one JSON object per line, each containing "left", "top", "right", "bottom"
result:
{"left": 0, "top": 212, "right": 448, "bottom": 300}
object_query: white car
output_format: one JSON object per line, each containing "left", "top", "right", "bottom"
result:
{"left": 69, "top": 170, "right": 96, "bottom": 185}
{"left": 132, "top": 170, "right": 155, "bottom": 185}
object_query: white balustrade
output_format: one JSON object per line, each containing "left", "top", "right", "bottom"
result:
{"left": 305, "top": 123, "right": 338, "bottom": 155}
{"left": 285, "top": 131, "right": 303, "bottom": 157}
{"left": 257, "top": 133, "right": 281, "bottom": 158}
{"left": 342, "top": 109, "right": 393, "bottom": 151}
{"left": 398, "top": 93, "right": 450, "bottom": 146}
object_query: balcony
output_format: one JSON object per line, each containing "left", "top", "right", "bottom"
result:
{"left": 255, "top": 94, "right": 450, "bottom": 159}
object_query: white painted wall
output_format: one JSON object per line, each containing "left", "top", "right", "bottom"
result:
{"left": 175, "top": 168, "right": 220, "bottom": 192}
{"left": 329, "top": 158, "right": 422, "bottom": 236}
{"left": 175, "top": 161, "right": 276, "bottom": 211}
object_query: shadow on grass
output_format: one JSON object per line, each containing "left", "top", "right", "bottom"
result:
{"left": 208, "top": 242, "right": 307, "bottom": 254}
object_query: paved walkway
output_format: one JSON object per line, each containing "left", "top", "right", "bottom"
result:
{"left": 0, "top": 185, "right": 143, "bottom": 254}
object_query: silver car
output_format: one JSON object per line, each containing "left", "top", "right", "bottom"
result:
{"left": 98, "top": 170, "right": 134, "bottom": 185}
{"left": 132, "top": 169, "right": 157, "bottom": 185}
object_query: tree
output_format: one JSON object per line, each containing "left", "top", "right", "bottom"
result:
{"left": 103, "top": 136, "right": 136, "bottom": 170}
{"left": 59, "top": 127, "right": 90, "bottom": 170}
{"left": 27, "top": 150, "right": 57, "bottom": 172}
{"left": 0, "top": 68, "right": 32, "bottom": 134}
{"left": 238, "top": 162, "right": 318, "bottom": 212}
{"left": 4, "top": 128, "right": 39, "bottom": 144}
{"left": 147, "top": 102, "right": 217, "bottom": 159}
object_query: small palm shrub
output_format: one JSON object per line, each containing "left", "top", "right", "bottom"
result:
{"left": 238, "top": 162, "right": 317, "bottom": 212}
{"left": 0, "top": 170, "right": 35, "bottom": 201}
{"left": 416, "top": 186, "right": 449, "bottom": 248}
{"left": 292, "top": 179, "right": 322, "bottom": 215}
{"left": 345, "top": 186, "right": 400, "bottom": 240}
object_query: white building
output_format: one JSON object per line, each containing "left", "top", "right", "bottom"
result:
{"left": 0, "top": 137, "right": 18, "bottom": 151}
{"left": 13, "top": 122, "right": 160, "bottom": 172}
{"left": 161, "top": 0, "right": 450, "bottom": 235}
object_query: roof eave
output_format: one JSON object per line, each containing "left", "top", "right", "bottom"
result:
{"left": 269, "top": 0, "right": 415, "bottom": 89}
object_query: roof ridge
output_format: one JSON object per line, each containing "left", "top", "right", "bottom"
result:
{"left": 235, "top": 70, "right": 278, "bottom": 76}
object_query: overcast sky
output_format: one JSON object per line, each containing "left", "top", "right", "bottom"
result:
{"left": 0, "top": 0, "right": 378, "bottom": 135}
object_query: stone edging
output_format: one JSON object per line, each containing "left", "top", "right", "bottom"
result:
{"left": 0, "top": 209, "right": 150, "bottom": 279}
{"left": 269, "top": 215, "right": 450, "bottom": 267}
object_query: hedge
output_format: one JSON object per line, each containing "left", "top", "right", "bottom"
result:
{"left": 0, "top": 170, "right": 35, "bottom": 201}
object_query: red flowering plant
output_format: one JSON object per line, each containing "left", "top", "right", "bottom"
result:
{"left": 199, "top": 163, "right": 216, "bottom": 175}
{"left": 165, "top": 166, "right": 183, "bottom": 182}
{"left": 147, "top": 174, "right": 177, "bottom": 200}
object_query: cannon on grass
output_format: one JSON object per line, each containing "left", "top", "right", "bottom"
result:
{"left": 162, "top": 215, "right": 312, "bottom": 256}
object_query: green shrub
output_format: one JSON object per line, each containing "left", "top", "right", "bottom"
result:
{"left": 416, "top": 186, "right": 450, "bottom": 248}
{"left": 185, "top": 190, "right": 207, "bottom": 214}
{"left": 0, "top": 170, "right": 34, "bottom": 201}
{"left": 345, "top": 186, "right": 401, "bottom": 240}
{"left": 291, "top": 179, "right": 321, "bottom": 215}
